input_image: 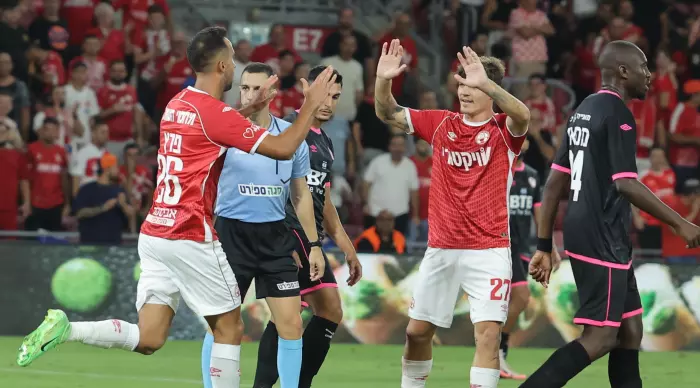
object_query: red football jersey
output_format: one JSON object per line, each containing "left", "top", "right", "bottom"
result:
{"left": 68, "top": 56, "right": 108, "bottom": 90}
{"left": 651, "top": 72, "right": 678, "bottom": 124}
{"left": 156, "top": 56, "right": 192, "bottom": 110}
{"left": 406, "top": 110, "right": 525, "bottom": 249}
{"left": 96, "top": 82, "right": 137, "bottom": 141}
{"left": 0, "top": 148, "right": 29, "bottom": 211}
{"left": 119, "top": 164, "right": 153, "bottom": 210}
{"left": 669, "top": 103, "right": 700, "bottom": 167}
{"left": 43, "top": 50, "right": 65, "bottom": 87}
{"left": 627, "top": 98, "right": 657, "bottom": 158}
{"left": 140, "top": 86, "right": 269, "bottom": 242}
{"left": 525, "top": 97, "right": 558, "bottom": 133}
{"left": 639, "top": 168, "right": 676, "bottom": 226}
{"left": 27, "top": 141, "right": 67, "bottom": 209}
{"left": 281, "top": 85, "right": 304, "bottom": 116}
{"left": 60, "top": 0, "right": 101, "bottom": 46}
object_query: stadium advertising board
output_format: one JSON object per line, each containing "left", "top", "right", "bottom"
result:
{"left": 2, "top": 243, "right": 700, "bottom": 351}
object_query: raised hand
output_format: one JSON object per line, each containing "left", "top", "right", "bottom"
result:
{"left": 246, "top": 75, "right": 279, "bottom": 112}
{"left": 301, "top": 66, "right": 337, "bottom": 109}
{"left": 453, "top": 46, "right": 489, "bottom": 90}
{"left": 376, "top": 39, "right": 408, "bottom": 80}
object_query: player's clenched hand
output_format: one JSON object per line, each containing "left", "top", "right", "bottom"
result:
{"left": 673, "top": 220, "right": 700, "bottom": 249}
{"left": 345, "top": 252, "right": 362, "bottom": 286}
{"left": 454, "top": 46, "right": 490, "bottom": 91}
{"left": 246, "top": 75, "right": 279, "bottom": 112}
{"left": 308, "top": 247, "right": 326, "bottom": 282}
{"left": 301, "top": 66, "right": 337, "bottom": 109}
{"left": 529, "top": 250, "right": 552, "bottom": 288}
{"left": 376, "top": 39, "right": 408, "bottom": 80}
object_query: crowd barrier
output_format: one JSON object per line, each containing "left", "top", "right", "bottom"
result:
{"left": 2, "top": 242, "right": 699, "bottom": 351}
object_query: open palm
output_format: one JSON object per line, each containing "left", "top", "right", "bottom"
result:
{"left": 453, "top": 46, "right": 489, "bottom": 90}
{"left": 376, "top": 39, "right": 408, "bottom": 80}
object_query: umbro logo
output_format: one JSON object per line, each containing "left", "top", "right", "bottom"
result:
{"left": 222, "top": 107, "right": 233, "bottom": 113}
{"left": 620, "top": 123, "right": 633, "bottom": 131}
{"left": 447, "top": 132, "right": 456, "bottom": 141}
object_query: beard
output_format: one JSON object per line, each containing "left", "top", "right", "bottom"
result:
{"left": 110, "top": 77, "right": 124, "bottom": 85}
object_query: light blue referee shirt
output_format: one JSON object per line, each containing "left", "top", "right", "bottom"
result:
{"left": 216, "top": 115, "right": 310, "bottom": 223}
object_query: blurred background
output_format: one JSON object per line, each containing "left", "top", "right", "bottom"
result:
{"left": 1, "top": 0, "right": 700, "bottom": 354}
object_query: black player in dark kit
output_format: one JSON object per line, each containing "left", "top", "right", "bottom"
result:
{"left": 523, "top": 40, "right": 700, "bottom": 388}
{"left": 253, "top": 65, "right": 363, "bottom": 388}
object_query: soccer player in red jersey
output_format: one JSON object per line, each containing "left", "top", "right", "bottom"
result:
{"left": 16, "top": 26, "right": 337, "bottom": 388}
{"left": 374, "top": 40, "right": 531, "bottom": 388}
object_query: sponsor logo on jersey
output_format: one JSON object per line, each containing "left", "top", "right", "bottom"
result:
{"left": 238, "top": 184, "right": 283, "bottom": 197}
{"left": 162, "top": 108, "right": 196, "bottom": 126}
{"left": 145, "top": 207, "right": 178, "bottom": 227}
{"left": 475, "top": 130, "right": 490, "bottom": 145}
{"left": 442, "top": 146, "right": 491, "bottom": 172}
{"left": 222, "top": 106, "right": 233, "bottom": 112}
{"left": 310, "top": 145, "right": 318, "bottom": 153}
{"left": 306, "top": 169, "right": 327, "bottom": 187}
{"left": 620, "top": 123, "right": 633, "bottom": 131}
{"left": 509, "top": 194, "right": 533, "bottom": 215}
{"left": 276, "top": 281, "right": 299, "bottom": 291}
{"left": 528, "top": 177, "right": 537, "bottom": 188}
{"left": 243, "top": 124, "right": 262, "bottom": 139}
{"left": 447, "top": 131, "right": 457, "bottom": 141}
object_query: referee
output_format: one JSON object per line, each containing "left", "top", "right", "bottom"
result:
{"left": 202, "top": 63, "right": 326, "bottom": 388}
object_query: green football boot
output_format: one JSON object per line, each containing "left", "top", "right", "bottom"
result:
{"left": 17, "top": 309, "right": 71, "bottom": 367}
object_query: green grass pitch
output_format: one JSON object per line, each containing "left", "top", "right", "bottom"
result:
{"left": 2, "top": 337, "right": 699, "bottom": 387}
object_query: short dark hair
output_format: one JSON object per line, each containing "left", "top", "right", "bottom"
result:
{"left": 307, "top": 65, "right": 343, "bottom": 87}
{"left": 109, "top": 59, "right": 126, "bottom": 69}
{"left": 92, "top": 116, "right": 107, "bottom": 129}
{"left": 187, "top": 26, "right": 229, "bottom": 73}
{"left": 123, "top": 142, "right": 139, "bottom": 154}
{"left": 529, "top": 73, "right": 546, "bottom": 82}
{"left": 42, "top": 117, "right": 60, "bottom": 127}
{"left": 147, "top": 4, "right": 164, "bottom": 14}
{"left": 71, "top": 61, "right": 87, "bottom": 71}
{"left": 278, "top": 49, "right": 294, "bottom": 60}
{"left": 83, "top": 34, "right": 99, "bottom": 41}
{"left": 457, "top": 56, "right": 505, "bottom": 86}
{"left": 242, "top": 62, "right": 274, "bottom": 77}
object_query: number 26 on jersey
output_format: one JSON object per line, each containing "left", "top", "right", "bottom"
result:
{"left": 156, "top": 132, "right": 184, "bottom": 205}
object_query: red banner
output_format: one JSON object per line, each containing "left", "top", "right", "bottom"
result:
{"left": 283, "top": 25, "right": 335, "bottom": 54}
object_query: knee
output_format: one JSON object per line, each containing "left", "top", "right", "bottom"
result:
{"left": 405, "top": 320, "right": 436, "bottom": 345}
{"left": 473, "top": 322, "right": 502, "bottom": 350}
{"left": 275, "top": 312, "right": 303, "bottom": 339}
{"left": 312, "top": 302, "right": 343, "bottom": 324}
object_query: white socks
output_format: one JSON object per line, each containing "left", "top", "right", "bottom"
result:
{"left": 401, "top": 358, "right": 433, "bottom": 387}
{"left": 210, "top": 343, "right": 241, "bottom": 388}
{"left": 68, "top": 320, "right": 140, "bottom": 351}
{"left": 470, "top": 367, "right": 499, "bottom": 388}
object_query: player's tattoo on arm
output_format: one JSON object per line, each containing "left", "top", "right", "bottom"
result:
{"left": 484, "top": 80, "right": 530, "bottom": 136}
{"left": 374, "top": 77, "right": 409, "bottom": 132}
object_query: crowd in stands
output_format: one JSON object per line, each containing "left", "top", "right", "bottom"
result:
{"left": 1, "top": 0, "right": 700, "bottom": 260}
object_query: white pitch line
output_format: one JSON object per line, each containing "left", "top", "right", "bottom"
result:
{"left": 0, "top": 367, "right": 254, "bottom": 385}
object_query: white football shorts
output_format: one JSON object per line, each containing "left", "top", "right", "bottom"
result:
{"left": 408, "top": 247, "right": 512, "bottom": 327}
{"left": 136, "top": 234, "right": 242, "bottom": 317}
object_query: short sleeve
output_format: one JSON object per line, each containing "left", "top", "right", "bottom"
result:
{"left": 551, "top": 130, "right": 571, "bottom": 174}
{"left": 495, "top": 113, "right": 526, "bottom": 154}
{"left": 292, "top": 142, "right": 311, "bottom": 179}
{"left": 607, "top": 115, "right": 638, "bottom": 180}
{"left": 404, "top": 108, "right": 450, "bottom": 143}
{"left": 200, "top": 105, "right": 269, "bottom": 153}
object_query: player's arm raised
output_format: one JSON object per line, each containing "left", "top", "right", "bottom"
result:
{"left": 322, "top": 188, "right": 362, "bottom": 286}
{"left": 454, "top": 46, "right": 531, "bottom": 136}
{"left": 374, "top": 39, "right": 410, "bottom": 133}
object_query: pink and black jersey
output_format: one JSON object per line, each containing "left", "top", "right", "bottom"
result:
{"left": 509, "top": 162, "right": 542, "bottom": 255}
{"left": 552, "top": 90, "right": 638, "bottom": 265}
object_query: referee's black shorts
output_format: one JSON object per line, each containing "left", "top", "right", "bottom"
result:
{"left": 291, "top": 227, "right": 337, "bottom": 296}
{"left": 215, "top": 217, "right": 299, "bottom": 300}
{"left": 568, "top": 251, "right": 643, "bottom": 327}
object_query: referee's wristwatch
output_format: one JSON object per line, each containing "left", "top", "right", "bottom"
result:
{"left": 308, "top": 240, "right": 323, "bottom": 248}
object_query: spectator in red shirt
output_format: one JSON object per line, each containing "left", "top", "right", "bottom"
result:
{"left": 60, "top": 0, "right": 100, "bottom": 49}
{"left": 28, "top": 0, "right": 70, "bottom": 60}
{"left": 524, "top": 73, "right": 557, "bottom": 133}
{"left": 119, "top": 142, "right": 152, "bottom": 232}
{"left": 660, "top": 179, "right": 700, "bottom": 263}
{"left": 25, "top": 116, "right": 70, "bottom": 231}
{"left": 668, "top": 80, "right": 700, "bottom": 190}
{"left": 27, "top": 42, "right": 65, "bottom": 95}
{"left": 68, "top": 35, "right": 108, "bottom": 91}
{"left": 281, "top": 62, "right": 309, "bottom": 116}
{"left": 88, "top": 2, "right": 126, "bottom": 65}
{"left": 377, "top": 12, "right": 419, "bottom": 106}
{"left": 250, "top": 24, "right": 302, "bottom": 75}
{"left": 627, "top": 95, "right": 658, "bottom": 162}
{"left": 153, "top": 31, "right": 190, "bottom": 117}
{"left": 652, "top": 50, "right": 678, "bottom": 130}
{"left": 114, "top": 0, "right": 171, "bottom": 40}
{"left": 97, "top": 60, "right": 142, "bottom": 157}
{"left": 408, "top": 138, "right": 431, "bottom": 245}
{"left": 572, "top": 33, "right": 599, "bottom": 104}
{"left": 0, "top": 122, "right": 30, "bottom": 230}
{"left": 133, "top": 5, "right": 170, "bottom": 119}
{"left": 634, "top": 147, "right": 676, "bottom": 251}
